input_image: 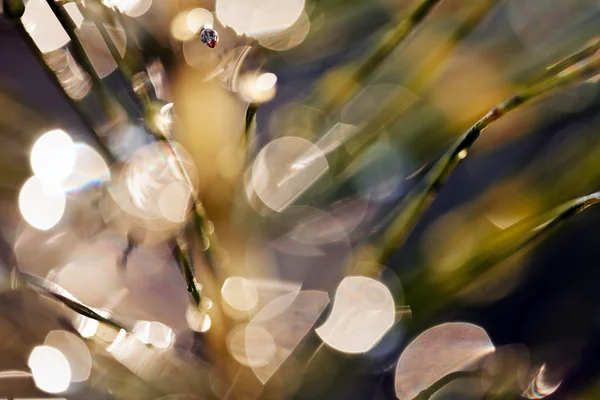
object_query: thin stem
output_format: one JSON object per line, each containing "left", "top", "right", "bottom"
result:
{"left": 21, "top": 272, "right": 128, "bottom": 331}
{"left": 406, "top": 191, "right": 600, "bottom": 322}
{"left": 411, "top": 370, "right": 483, "bottom": 400}
{"left": 45, "top": 0, "right": 120, "bottom": 121}
{"left": 317, "top": 0, "right": 443, "bottom": 115}
{"left": 540, "top": 36, "right": 600, "bottom": 81}
{"left": 172, "top": 235, "right": 202, "bottom": 306}
{"left": 281, "top": 0, "right": 501, "bottom": 210}
{"left": 340, "top": 0, "right": 502, "bottom": 159}
{"left": 13, "top": 23, "right": 116, "bottom": 163}
{"left": 244, "top": 103, "right": 258, "bottom": 141}
{"left": 77, "top": 4, "right": 133, "bottom": 80}
{"left": 374, "top": 54, "right": 600, "bottom": 264}
{"left": 242, "top": 102, "right": 258, "bottom": 155}
{"left": 451, "top": 192, "right": 600, "bottom": 291}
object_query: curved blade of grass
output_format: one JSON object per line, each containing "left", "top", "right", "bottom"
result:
{"left": 406, "top": 191, "right": 600, "bottom": 322}
{"left": 373, "top": 54, "right": 600, "bottom": 264}
{"left": 452, "top": 192, "right": 600, "bottom": 290}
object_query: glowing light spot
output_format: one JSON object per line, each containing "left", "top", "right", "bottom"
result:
{"left": 103, "top": 0, "right": 152, "bottom": 17}
{"left": 21, "top": 0, "right": 83, "bottom": 53}
{"left": 186, "top": 306, "right": 212, "bottom": 332}
{"left": 227, "top": 324, "right": 276, "bottom": 367}
{"left": 171, "top": 10, "right": 197, "bottom": 42}
{"left": 30, "top": 129, "right": 76, "bottom": 185}
{"left": 248, "top": 291, "right": 329, "bottom": 383}
{"left": 60, "top": 143, "right": 110, "bottom": 193}
{"left": 74, "top": 315, "right": 99, "bottom": 338}
{"left": 258, "top": 11, "right": 310, "bottom": 51}
{"left": 44, "top": 330, "right": 92, "bottom": 382}
{"left": 28, "top": 345, "right": 71, "bottom": 393}
{"left": 239, "top": 72, "right": 278, "bottom": 103}
{"left": 19, "top": 176, "right": 66, "bottom": 231}
{"left": 216, "top": 0, "right": 304, "bottom": 37}
{"left": 250, "top": 137, "right": 329, "bottom": 212}
{"left": 154, "top": 102, "right": 175, "bottom": 136}
{"left": 395, "top": 322, "right": 495, "bottom": 400}
{"left": 117, "top": 141, "right": 198, "bottom": 222}
{"left": 75, "top": 21, "right": 126, "bottom": 78}
{"left": 458, "top": 149, "right": 468, "bottom": 159}
{"left": 133, "top": 321, "right": 175, "bottom": 349}
{"left": 256, "top": 73, "right": 277, "bottom": 91}
{"left": 221, "top": 277, "right": 259, "bottom": 312}
{"left": 316, "top": 276, "right": 395, "bottom": 354}
{"left": 158, "top": 181, "right": 193, "bottom": 223}
{"left": 187, "top": 8, "right": 214, "bottom": 33}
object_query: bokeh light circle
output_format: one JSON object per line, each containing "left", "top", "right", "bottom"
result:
{"left": 30, "top": 129, "right": 76, "bottom": 185}
{"left": 216, "top": 0, "right": 304, "bottom": 37}
{"left": 28, "top": 345, "right": 72, "bottom": 393}
{"left": 19, "top": 176, "right": 66, "bottom": 231}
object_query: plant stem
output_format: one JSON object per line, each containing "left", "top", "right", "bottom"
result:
{"left": 406, "top": 191, "right": 600, "bottom": 323}
{"left": 411, "top": 370, "right": 483, "bottom": 400}
{"left": 172, "top": 234, "right": 203, "bottom": 306}
{"left": 339, "top": 0, "right": 502, "bottom": 160}
{"left": 13, "top": 23, "right": 116, "bottom": 162}
{"left": 374, "top": 55, "right": 600, "bottom": 264}
{"left": 540, "top": 36, "right": 600, "bottom": 81}
{"left": 22, "top": 272, "right": 128, "bottom": 331}
{"left": 242, "top": 102, "right": 258, "bottom": 154}
{"left": 282, "top": 0, "right": 501, "bottom": 210}
{"left": 454, "top": 192, "right": 600, "bottom": 290}
{"left": 45, "top": 0, "right": 121, "bottom": 121}
{"left": 317, "top": 0, "right": 443, "bottom": 115}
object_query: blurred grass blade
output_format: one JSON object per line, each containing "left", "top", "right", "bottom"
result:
{"left": 316, "top": 0, "right": 443, "bottom": 115}
{"left": 374, "top": 55, "right": 600, "bottom": 264}
{"left": 407, "top": 192, "right": 600, "bottom": 320}
{"left": 450, "top": 192, "right": 600, "bottom": 292}
{"left": 340, "top": 0, "right": 502, "bottom": 157}
{"left": 540, "top": 36, "right": 600, "bottom": 81}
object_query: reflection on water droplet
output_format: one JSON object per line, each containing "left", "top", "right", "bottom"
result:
{"left": 523, "top": 364, "right": 562, "bottom": 399}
